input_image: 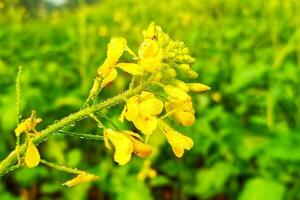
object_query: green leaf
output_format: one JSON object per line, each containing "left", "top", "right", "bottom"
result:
{"left": 194, "top": 162, "right": 235, "bottom": 198}
{"left": 238, "top": 178, "right": 285, "bottom": 200}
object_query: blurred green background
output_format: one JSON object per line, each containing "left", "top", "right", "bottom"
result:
{"left": 0, "top": 0, "right": 299, "bottom": 199}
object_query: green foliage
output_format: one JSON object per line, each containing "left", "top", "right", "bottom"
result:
{"left": 0, "top": 0, "right": 299, "bottom": 199}
{"left": 238, "top": 178, "right": 285, "bottom": 200}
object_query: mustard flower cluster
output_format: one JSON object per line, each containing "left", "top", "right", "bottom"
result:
{"left": 93, "top": 23, "right": 210, "bottom": 165}
{"left": 12, "top": 23, "right": 209, "bottom": 187}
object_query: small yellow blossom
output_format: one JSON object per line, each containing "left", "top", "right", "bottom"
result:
{"left": 15, "top": 111, "right": 42, "bottom": 136}
{"left": 164, "top": 94, "right": 196, "bottom": 126}
{"left": 211, "top": 92, "right": 222, "bottom": 103}
{"left": 63, "top": 173, "right": 99, "bottom": 187}
{"left": 121, "top": 91, "right": 163, "bottom": 135}
{"left": 24, "top": 136, "right": 40, "bottom": 168}
{"left": 104, "top": 129, "right": 152, "bottom": 165}
{"left": 94, "top": 37, "right": 137, "bottom": 92}
{"left": 159, "top": 121, "right": 193, "bottom": 157}
{"left": 138, "top": 38, "right": 163, "bottom": 73}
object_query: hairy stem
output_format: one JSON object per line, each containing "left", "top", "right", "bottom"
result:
{"left": 56, "top": 130, "right": 104, "bottom": 140}
{"left": 40, "top": 159, "right": 85, "bottom": 175}
{"left": 0, "top": 82, "right": 150, "bottom": 176}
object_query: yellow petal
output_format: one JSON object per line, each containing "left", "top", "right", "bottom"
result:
{"left": 140, "top": 91, "right": 156, "bottom": 100}
{"left": 103, "top": 129, "right": 112, "bottom": 150}
{"left": 101, "top": 69, "right": 117, "bottom": 88}
{"left": 124, "top": 132, "right": 152, "bottom": 158}
{"left": 63, "top": 173, "right": 99, "bottom": 187}
{"left": 15, "top": 122, "right": 27, "bottom": 137}
{"left": 164, "top": 85, "right": 191, "bottom": 101}
{"left": 143, "top": 22, "right": 157, "bottom": 39}
{"left": 140, "top": 57, "right": 161, "bottom": 73}
{"left": 107, "top": 37, "right": 127, "bottom": 63}
{"left": 174, "top": 80, "right": 189, "bottom": 91}
{"left": 124, "top": 97, "right": 139, "bottom": 121}
{"left": 136, "top": 116, "right": 158, "bottom": 135}
{"left": 124, "top": 130, "right": 143, "bottom": 141}
{"left": 132, "top": 139, "right": 152, "bottom": 158}
{"left": 116, "top": 63, "right": 143, "bottom": 75}
{"left": 105, "top": 129, "right": 133, "bottom": 165}
{"left": 165, "top": 98, "right": 194, "bottom": 113}
{"left": 98, "top": 59, "right": 114, "bottom": 77}
{"left": 174, "top": 111, "right": 195, "bottom": 126}
{"left": 25, "top": 137, "right": 40, "bottom": 168}
{"left": 138, "top": 39, "right": 159, "bottom": 58}
{"left": 119, "top": 105, "right": 127, "bottom": 122}
{"left": 160, "top": 121, "right": 193, "bottom": 157}
{"left": 188, "top": 83, "right": 210, "bottom": 92}
{"left": 139, "top": 98, "right": 163, "bottom": 116}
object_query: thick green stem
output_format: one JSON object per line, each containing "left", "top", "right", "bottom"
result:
{"left": 0, "top": 82, "right": 150, "bottom": 176}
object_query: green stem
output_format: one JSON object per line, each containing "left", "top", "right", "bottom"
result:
{"left": 89, "top": 113, "right": 105, "bottom": 129}
{"left": 102, "top": 115, "right": 120, "bottom": 131}
{"left": 40, "top": 159, "right": 85, "bottom": 174}
{"left": 57, "top": 130, "right": 103, "bottom": 140}
{"left": 0, "top": 82, "right": 150, "bottom": 176}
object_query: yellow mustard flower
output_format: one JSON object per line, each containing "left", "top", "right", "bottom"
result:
{"left": 138, "top": 36, "right": 164, "bottom": 74}
{"left": 120, "top": 91, "right": 163, "bottom": 135}
{"left": 159, "top": 121, "right": 193, "bottom": 158}
{"left": 24, "top": 136, "right": 40, "bottom": 168}
{"left": 96, "top": 37, "right": 137, "bottom": 88}
{"left": 104, "top": 129, "right": 152, "bottom": 165}
{"left": 63, "top": 173, "right": 99, "bottom": 187}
